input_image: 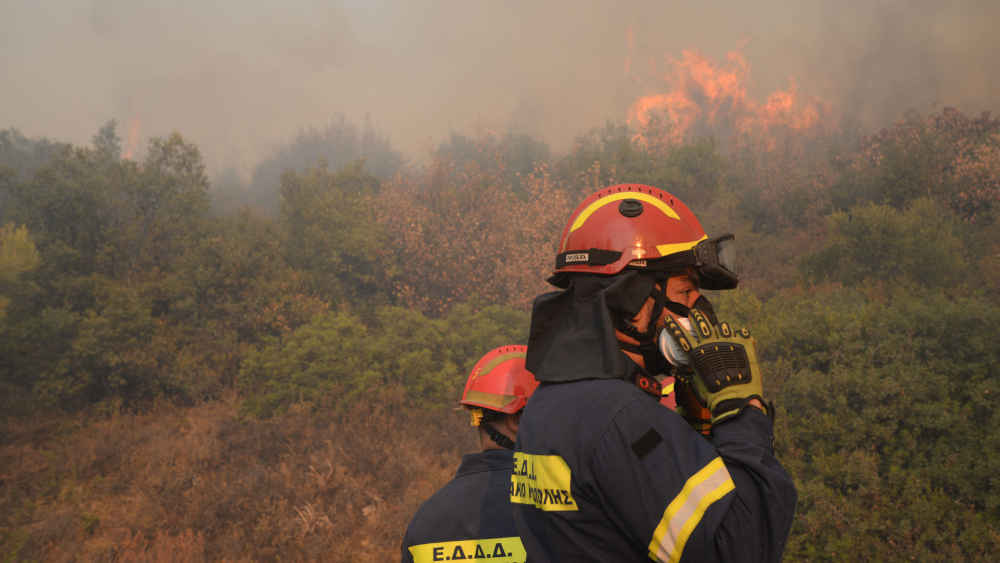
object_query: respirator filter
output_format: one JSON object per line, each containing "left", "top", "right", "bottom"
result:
{"left": 658, "top": 317, "right": 693, "bottom": 368}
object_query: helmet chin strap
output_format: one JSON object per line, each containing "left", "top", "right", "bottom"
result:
{"left": 482, "top": 422, "right": 516, "bottom": 450}
{"left": 617, "top": 291, "right": 719, "bottom": 378}
{"left": 616, "top": 283, "right": 669, "bottom": 375}
{"left": 663, "top": 294, "right": 718, "bottom": 324}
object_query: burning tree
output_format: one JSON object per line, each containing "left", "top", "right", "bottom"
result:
{"left": 627, "top": 50, "right": 829, "bottom": 154}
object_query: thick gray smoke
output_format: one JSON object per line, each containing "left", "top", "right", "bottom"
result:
{"left": 1, "top": 0, "right": 996, "bottom": 174}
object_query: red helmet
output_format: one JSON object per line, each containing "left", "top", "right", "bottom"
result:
{"left": 460, "top": 345, "right": 539, "bottom": 415}
{"left": 552, "top": 184, "right": 738, "bottom": 289}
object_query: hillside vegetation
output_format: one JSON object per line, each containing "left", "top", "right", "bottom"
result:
{"left": 2, "top": 108, "right": 998, "bottom": 561}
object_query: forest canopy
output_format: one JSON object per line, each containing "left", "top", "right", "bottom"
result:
{"left": 1, "top": 108, "right": 998, "bottom": 560}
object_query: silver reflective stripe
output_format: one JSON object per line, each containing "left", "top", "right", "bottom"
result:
{"left": 647, "top": 457, "right": 735, "bottom": 562}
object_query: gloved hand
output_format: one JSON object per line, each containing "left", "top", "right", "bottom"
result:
{"left": 673, "top": 375, "right": 713, "bottom": 435}
{"left": 663, "top": 310, "right": 766, "bottom": 425}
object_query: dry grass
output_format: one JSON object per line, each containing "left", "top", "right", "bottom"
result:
{"left": 0, "top": 391, "right": 472, "bottom": 562}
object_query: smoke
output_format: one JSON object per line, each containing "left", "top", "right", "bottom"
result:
{"left": 1, "top": 0, "right": 997, "bottom": 175}
{"left": 804, "top": 0, "right": 998, "bottom": 128}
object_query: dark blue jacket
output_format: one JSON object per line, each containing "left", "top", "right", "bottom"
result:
{"left": 402, "top": 449, "right": 527, "bottom": 563}
{"left": 511, "top": 378, "right": 796, "bottom": 562}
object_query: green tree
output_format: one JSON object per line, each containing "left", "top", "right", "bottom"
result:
{"left": 31, "top": 281, "right": 161, "bottom": 410}
{"left": 117, "top": 132, "right": 210, "bottom": 275}
{"left": 238, "top": 304, "right": 527, "bottom": 418}
{"left": 11, "top": 144, "right": 115, "bottom": 280}
{"left": 0, "top": 129, "right": 214, "bottom": 412}
{"left": 248, "top": 115, "right": 404, "bottom": 211}
{"left": 435, "top": 131, "right": 551, "bottom": 196}
{"left": 157, "top": 209, "right": 328, "bottom": 396}
{"left": 0, "top": 127, "right": 69, "bottom": 181}
{"left": 0, "top": 223, "right": 40, "bottom": 319}
{"left": 279, "top": 160, "right": 394, "bottom": 305}
{"left": 800, "top": 197, "right": 971, "bottom": 287}
{"left": 92, "top": 119, "right": 122, "bottom": 161}
{"left": 4, "top": 129, "right": 209, "bottom": 284}
{"left": 768, "top": 286, "right": 1000, "bottom": 560}
{"left": 554, "top": 121, "right": 651, "bottom": 195}
{"left": 0, "top": 223, "right": 43, "bottom": 413}
{"left": 830, "top": 108, "right": 1000, "bottom": 214}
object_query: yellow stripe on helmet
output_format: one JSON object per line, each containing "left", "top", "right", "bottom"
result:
{"left": 569, "top": 192, "right": 681, "bottom": 235}
{"left": 463, "top": 390, "right": 518, "bottom": 410}
{"left": 472, "top": 351, "right": 526, "bottom": 382}
{"left": 655, "top": 235, "right": 707, "bottom": 258}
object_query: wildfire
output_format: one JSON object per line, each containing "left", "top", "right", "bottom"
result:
{"left": 123, "top": 117, "right": 141, "bottom": 160}
{"left": 624, "top": 26, "right": 635, "bottom": 77}
{"left": 627, "top": 49, "right": 826, "bottom": 150}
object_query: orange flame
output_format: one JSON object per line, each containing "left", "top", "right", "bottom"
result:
{"left": 123, "top": 117, "right": 141, "bottom": 159}
{"left": 624, "top": 26, "right": 634, "bottom": 77}
{"left": 627, "top": 50, "right": 826, "bottom": 150}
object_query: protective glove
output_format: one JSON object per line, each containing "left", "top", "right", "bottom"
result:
{"left": 663, "top": 310, "right": 766, "bottom": 425}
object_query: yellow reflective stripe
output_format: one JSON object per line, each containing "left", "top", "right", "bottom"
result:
{"left": 462, "top": 389, "right": 516, "bottom": 410}
{"left": 661, "top": 382, "right": 675, "bottom": 396}
{"left": 510, "top": 452, "right": 579, "bottom": 511}
{"left": 655, "top": 234, "right": 707, "bottom": 257}
{"left": 473, "top": 351, "right": 526, "bottom": 382}
{"left": 648, "top": 457, "right": 735, "bottom": 563}
{"left": 408, "top": 536, "right": 526, "bottom": 562}
{"left": 568, "top": 192, "right": 681, "bottom": 236}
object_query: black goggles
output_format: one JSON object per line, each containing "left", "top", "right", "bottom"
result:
{"left": 691, "top": 234, "right": 739, "bottom": 290}
{"left": 624, "top": 233, "right": 739, "bottom": 290}
{"left": 553, "top": 234, "right": 740, "bottom": 290}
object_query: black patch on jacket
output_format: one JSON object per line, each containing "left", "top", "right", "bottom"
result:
{"left": 631, "top": 428, "right": 662, "bottom": 458}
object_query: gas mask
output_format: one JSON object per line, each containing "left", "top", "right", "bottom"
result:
{"left": 615, "top": 277, "right": 718, "bottom": 375}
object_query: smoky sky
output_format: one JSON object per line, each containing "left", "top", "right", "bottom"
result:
{"left": 1, "top": 0, "right": 997, "bottom": 175}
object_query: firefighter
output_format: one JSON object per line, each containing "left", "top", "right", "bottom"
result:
{"left": 401, "top": 345, "right": 539, "bottom": 563}
{"left": 511, "top": 184, "right": 797, "bottom": 561}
